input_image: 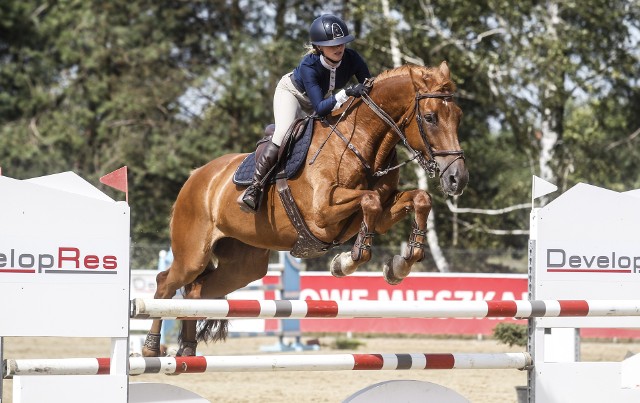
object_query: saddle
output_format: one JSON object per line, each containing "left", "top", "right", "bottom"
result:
{"left": 233, "top": 118, "right": 314, "bottom": 186}
{"left": 233, "top": 117, "right": 340, "bottom": 258}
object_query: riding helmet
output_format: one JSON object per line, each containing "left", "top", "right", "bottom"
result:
{"left": 309, "top": 14, "right": 355, "bottom": 46}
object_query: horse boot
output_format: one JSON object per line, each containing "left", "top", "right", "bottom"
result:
{"left": 240, "top": 141, "right": 280, "bottom": 213}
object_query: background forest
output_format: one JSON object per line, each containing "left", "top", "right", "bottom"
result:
{"left": 1, "top": 0, "right": 639, "bottom": 272}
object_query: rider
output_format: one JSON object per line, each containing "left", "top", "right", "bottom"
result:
{"left": 240, "top": 13, "right": 372, "bottom": 213}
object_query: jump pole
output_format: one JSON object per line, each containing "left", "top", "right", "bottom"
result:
{"left": 5, "top": 352, "right": 531, "bottom": 376}
{"left": 150, "top": 250, "right": 316, "bottom": 352}
{"left": 131, "top": 298, "right": 640, "bottom": 320}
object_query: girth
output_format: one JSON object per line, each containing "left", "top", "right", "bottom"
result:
{"left": 275, "top": 176, "right": 340, "bottom": 258}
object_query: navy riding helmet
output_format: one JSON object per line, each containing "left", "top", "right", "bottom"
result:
{"left": 309, "top": 14, "right": 355, "bottom": 46}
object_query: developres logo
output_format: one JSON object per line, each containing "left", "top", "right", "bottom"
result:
{"left": 0, "top": 247, "right": 118, "bottom": 274}
{"left": 546, "top": 248, "right": 640, "bottom": 274}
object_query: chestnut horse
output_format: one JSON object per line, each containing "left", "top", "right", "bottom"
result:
{"left": 142, "top": 61, "right": 468, "bottom": 357}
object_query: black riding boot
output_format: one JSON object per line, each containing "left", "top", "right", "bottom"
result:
{"left": 241, "top": 141, "right": 280, "bottom": 213}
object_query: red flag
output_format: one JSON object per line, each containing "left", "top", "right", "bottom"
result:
{"left": 100, "top": 166, "right": 128, "bottom": 202}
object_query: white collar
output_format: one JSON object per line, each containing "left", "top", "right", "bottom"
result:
{"left": 320, "top": 55, "right": 341, "bottom": 70}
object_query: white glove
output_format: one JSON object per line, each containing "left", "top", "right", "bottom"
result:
{"left": 333, "top": 89, "right": 349, "bottom": 111}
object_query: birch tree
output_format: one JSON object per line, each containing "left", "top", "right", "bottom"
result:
{"left": 379, "top": 0, "right": 451, "bottom": 271}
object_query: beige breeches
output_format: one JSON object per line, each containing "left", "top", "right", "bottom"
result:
{"left": 272, "top": 73, "right": 313, "bottom": 146}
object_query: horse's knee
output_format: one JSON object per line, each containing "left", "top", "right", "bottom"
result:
{"left": 413, "top": 191, "right": 432, "bottom": 212}
{"left": 184, "top": 280, "right": 203, "bottom": 299}
{"left": 153, "top": 271, "right": 173, "bottom": 299}
{"left": 155, "top": 270, "right": 168, "bottom": 286}
{"left": 361, "top": 192, "right": 382, "bottom": 215}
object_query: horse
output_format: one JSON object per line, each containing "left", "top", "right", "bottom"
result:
{"left": 142, "top": 61, "right": 469, "bottom": 357}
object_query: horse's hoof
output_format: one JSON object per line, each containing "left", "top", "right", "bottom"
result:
{"left": 330, "top": 254, "right": 347, "bottom": 277}
{"left": 141, "top": 346, "right": 160, "bottom": 357}
{"left": 176, "top": 342, "right": 197, "bottom": 357}
{"left": 383, "top": 257, "right": 404, "bottom": 285}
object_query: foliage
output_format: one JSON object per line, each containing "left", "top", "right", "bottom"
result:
{"left": 1, "top": 1, "right": 638, "bottom": 267}
{"left": 493, "top": 322, "right": 528, "bottom": 347}
{"left": 333, "top": 336, "right": 365, "bottom": 350}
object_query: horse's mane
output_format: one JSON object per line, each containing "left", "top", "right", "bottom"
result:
{"left": 373, "top": 63, "right": 455, "bottom": 92}
{"left": 374, "top": 64, "right": 416, "bottom": 82}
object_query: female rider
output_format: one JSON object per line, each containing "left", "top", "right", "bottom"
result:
{"left": 240, "top": 14, "right": 372, "bottom": 212}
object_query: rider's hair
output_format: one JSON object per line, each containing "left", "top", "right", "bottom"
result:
{"left": 304, "top": 43, "right": 321, "bottom": 56}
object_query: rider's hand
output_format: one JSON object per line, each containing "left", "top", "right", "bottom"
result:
{"left": 345, "top": 83, "right": 368, "bottom": 98}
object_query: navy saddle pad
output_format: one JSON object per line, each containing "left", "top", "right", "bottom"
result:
{"left": 233, "top": 119, "right": 314, "bottom": 186}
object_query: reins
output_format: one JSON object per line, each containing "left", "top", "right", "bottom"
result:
{"left": 362, "top": 88, "right": 465, "bottom": 178}
{"left": 309, "top": 78, "right": 465, "bottom": 180}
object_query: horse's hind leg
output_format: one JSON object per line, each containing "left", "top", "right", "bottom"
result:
{"left": 142, "top": 239, "right": 213, "bottom": 357}
{"left": 330, "top": 192, "right": 381, "bottom": 277}
{"left": 176, "top": 277, "right": 206, "bottom": 357}
{"left": 141, "top": 269, "right": 172, "bottom": 357}
{"left": 378, "top": 189, "right": 432, "bottom": 285}
{"left": 176, "top": 238, "right": 270, "bottom": 356}
{"left": 200, "top": 237, "right": 270, "bottom": 300}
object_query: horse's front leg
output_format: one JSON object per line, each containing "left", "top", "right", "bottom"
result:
{"left": 377, "top": 189, "right": 432, "bottom": 285}
{"left": 330, "top": 191, "right": 381, "bottom": 278}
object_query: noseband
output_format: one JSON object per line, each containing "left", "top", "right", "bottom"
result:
{"left": 361, "top": 89, "right": 465, "bottom": 178}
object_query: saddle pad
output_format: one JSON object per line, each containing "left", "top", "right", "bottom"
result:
{"left": 233, "top": 119, "right": 314, "bottom": 186}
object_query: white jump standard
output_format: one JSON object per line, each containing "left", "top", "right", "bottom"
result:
{"left": 2, "top": 174, "right": 640, "bottom": 403}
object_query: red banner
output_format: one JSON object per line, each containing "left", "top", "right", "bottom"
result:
{"left": 297, "top": 272, "right": 527, "bottom": 336}
{"left": 131, "top": 270, "right": 640, "bottom": 339}
{"left": 256, "top": 272, "right": 638, "bottom": 339}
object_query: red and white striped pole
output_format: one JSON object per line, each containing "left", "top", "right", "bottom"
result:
{"left": 4, "top": 352, "right": 532, "bottom": 377}
{"left": 131, "top": 298, "right": 640, "bottom": 320}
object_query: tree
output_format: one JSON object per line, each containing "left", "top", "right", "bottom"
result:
{"left": 2, "top": 1, "right": 638, "bottom": 270}
{"left": 373, "top": 0, "right": 640, "bottom": 250}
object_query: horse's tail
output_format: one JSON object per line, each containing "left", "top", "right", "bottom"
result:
{"left": 180, "top": 273, "right": 229, "bottom": 344}
{"left": 196, "top": 318, "right": 229, "bottom": 343}
{"left": 176, "top": 319, "right": 228, "bottom": 346}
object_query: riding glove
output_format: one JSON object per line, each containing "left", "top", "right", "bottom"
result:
{"left": 345, "top": 83, "right": 368, "bottom": 97}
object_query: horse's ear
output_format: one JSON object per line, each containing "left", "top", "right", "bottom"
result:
{"left": 439, "top": 61, "right": 450, "bottom": 79}
{"left": 408, "top": 65, "right": 423, "bottom": 91}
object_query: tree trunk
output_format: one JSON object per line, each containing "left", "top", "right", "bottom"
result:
{"left": 538, "top": 1, "right": 564, "bottom": 203}
{"left": 382, "top": 0, "right": 450, "bottom": 272}
{"left": 417, "top": 168, "right": 450, "bottom": 272}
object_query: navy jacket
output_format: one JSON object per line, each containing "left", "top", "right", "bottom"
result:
{"left": 292, "top": 49, "right": 371, "bottom": 116}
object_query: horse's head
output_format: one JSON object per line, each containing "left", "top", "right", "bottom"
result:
{"left": 405, "top": 62, "right": 468, "bottom": 196}
{"left": 367, "top": 62, "right": 468, "bottom": 196}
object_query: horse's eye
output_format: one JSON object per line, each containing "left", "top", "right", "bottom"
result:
{"left": 424, "top": 113, "right": 437, "bottom": 124}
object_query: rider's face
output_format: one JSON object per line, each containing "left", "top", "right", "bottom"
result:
{"left": 318, "top": 44, "right": 345, "bottom": 62}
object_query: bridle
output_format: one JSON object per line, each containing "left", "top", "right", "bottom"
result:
{"left": 360, "top": 88, "right": 465, "bottom": 178}
{"left": 310, "top": 80, "right": 465, "bottom": 180}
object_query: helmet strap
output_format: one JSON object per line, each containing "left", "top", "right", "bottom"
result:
{"left": 323, "top": 54, "right": 341, "bottom": 65}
